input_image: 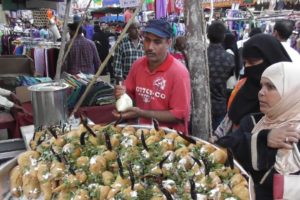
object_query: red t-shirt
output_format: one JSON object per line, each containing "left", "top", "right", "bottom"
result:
{"left": 125, "top": 54, "right": 191, "bottom": 134}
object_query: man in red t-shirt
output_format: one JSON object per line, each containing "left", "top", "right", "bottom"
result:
{"left": 114, "top": 19, "right": 191, "bottom": 134}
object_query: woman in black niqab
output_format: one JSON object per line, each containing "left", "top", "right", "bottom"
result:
{"left": 228, "top": 34, "right": 292, "bottom": 125}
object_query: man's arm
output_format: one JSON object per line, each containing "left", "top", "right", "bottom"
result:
{"left": 0, "top": 88, "right": 11, "bottom": 96}
{"left": 0, "top": 95, "right": 14, "bottom": 108}
{"left": 113, "top": 107, "right": 180, "bottom": 123}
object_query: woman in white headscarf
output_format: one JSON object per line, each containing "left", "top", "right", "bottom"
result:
{"left": 217, "top": 62, "right": 300, "bottom": 200}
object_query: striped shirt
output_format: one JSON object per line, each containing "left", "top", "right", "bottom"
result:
{"left": 113, "top": 35, "right": 144, "bottom": 79}
{"left": 65, "top": 35, "right": 100, "bottom": 75}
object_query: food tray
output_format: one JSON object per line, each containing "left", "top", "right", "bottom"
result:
{"left": 0, "top": 124, "right": 255, "bottom": 200}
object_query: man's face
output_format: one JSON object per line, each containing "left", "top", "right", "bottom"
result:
{"left": 128, "top": 24, "right": 140, "bottom": 40}
{"left": 143, "top": 32, "right": 171, "bottom": 66}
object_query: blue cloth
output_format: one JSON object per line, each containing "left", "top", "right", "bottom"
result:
{"left": 15, "top": 46, "right": 24, "bottom": 55}
{"left": 83, "top": 24, "right": 94, "bottom": 40}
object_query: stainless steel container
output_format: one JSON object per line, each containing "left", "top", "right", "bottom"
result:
{"left": 28, "top": 82, "right": 69, "bottom": 127}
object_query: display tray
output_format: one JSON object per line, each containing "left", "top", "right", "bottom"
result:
{"left": 0, "top": 124, "right": 255, "bottom": 200}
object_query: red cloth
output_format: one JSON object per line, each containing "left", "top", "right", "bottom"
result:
{"left": 125, "top": 54, "right": 191, "bottom": 134}
{"left": 11, "top": 102, "right": 33, "bottom": 138}
{"left": 167, "top": 0, "right": 175, "bottom": 14}
{"left": 12, "top": 102, "right": 116, "bottom": 138}
{"left": 124, "top": 9, "right": 133, "bottom": 23}
{"left": 74, "top": 104, "right": 116, "bottom": 124}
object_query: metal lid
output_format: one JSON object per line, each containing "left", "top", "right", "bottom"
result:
{"left": 28, "top": 82, "right": 69, "bottom": 92}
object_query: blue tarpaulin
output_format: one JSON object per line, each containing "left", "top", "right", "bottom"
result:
{"left": 100, "top": 15, "right": 124, "bottom": 22}
{"left": 103, "top": 0, "right": 120, "bottom": 7}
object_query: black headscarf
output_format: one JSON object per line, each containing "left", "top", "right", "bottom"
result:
{"left": 228, "top": 34, "right": 292, "bottom": 124}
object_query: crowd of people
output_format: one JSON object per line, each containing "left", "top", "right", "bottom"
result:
{"left": 2, "top": 9, "right": 300, "bottom": 199}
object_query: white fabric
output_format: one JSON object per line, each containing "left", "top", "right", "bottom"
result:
{"left": 0, "top": 95, "right": 14, "bottom": 108}
{"left": 116, "top": 93, "right": 133, "bottom": 112}
{"left": 237, "top": 38, "right": 249, "bottom": 49}
{"left": 252, "top": 62, "right": 300, "bottom": 174}
{"left": 0, "top": 88, "right": 11, "bottom": 96}
{"left": 283, "top": 175, "right": 300, "bottom": 199}
{"left": 281, "top": 42, "right": 300, "bottom": 65}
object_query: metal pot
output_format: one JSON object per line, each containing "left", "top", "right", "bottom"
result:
{"left": 28, "top": 82, "right": 69, "bottom": 128}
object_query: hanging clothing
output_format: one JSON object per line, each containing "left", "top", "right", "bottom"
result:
{"left": 156, "top": 0, "right": 167, "bottom": 19}
{"left": 34, "top": 48, "right": 46, "bottom": 76}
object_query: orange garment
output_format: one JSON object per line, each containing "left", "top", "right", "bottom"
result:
{"left": 227, "top": 77, "right": 247, "bottom": 111}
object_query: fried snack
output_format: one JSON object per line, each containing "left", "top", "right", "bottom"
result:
{"left": 10, "top": 124, "right": 250, "bottom": 200}
{"left": 74, "top": 189, "right": 89, "bottom": 200}
{"left": 210, "top": 149, "right": 228, "bottom": 164}
{"left": 230, "top": 173, "right": 248, "bottom": 188}
{"left": 99, "top": 185, "right": 111, "bottom": 200}
{"left": 50, "top": 160, "right": 65, "bottom": 180}
{"left": 201, "top": 144, "right": 216, "bottom": 154}
{"left": 106, "top": 188, "right": 120, "bottom": 199}
{"left": 76, "top": 156, "right": 90, "bottom": 168}
{"left": 122, "top": 125, "right": 136, "bottom": 136}
{"left": 17, "top": 151, "right": 40, "bottom": 172}
{"left": 102, "top": 150, "right": 117, "bottom": 162}
{"left": 89, "top": 155, "right": 107, "bottom": 175}
{"left": 232, "top": 183, "right": 250, "bottom": 200}
{"left": 22, "top": 172, "right": 41, "bottom": 199}
{"left": 9, "top": 166, "right": 22, "bottom": 198}
{"left": 146, "top": 135, "right": 161, "bottom": 145}
{"left": 102, "top": 171, "right": 114, "bottom": 186}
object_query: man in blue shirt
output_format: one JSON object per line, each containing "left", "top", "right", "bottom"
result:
{"left": 82, "top": 19, "right": 94, "bottom": 40}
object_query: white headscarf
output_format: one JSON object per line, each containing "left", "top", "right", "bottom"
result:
{"left": 252, "top": 62, "right": 300, "bottom": 174}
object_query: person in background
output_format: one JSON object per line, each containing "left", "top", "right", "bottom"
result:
{"left": 63, "top": 23, "right": 100, "bottom": 75}
{"left": 113, "top": 21, "right": 144, "bottom": 79}
{"left": 82, "top": 18, "right": 94, "bottom": 40}
{"left": 93, "top": 22, "right": 111, "bottom": 75}
{"left": 223, "top": 32, "right": 242, "bottom": 95}
{"left": 273, "top": 20, "right": 300, "bottom": 64}
{"left": 237, "top": 27, "right": 262, "bottom": 49}
{"left": 217, "top": 62, "right": 300, "bottom": 200}
{"left": 124, "top": 8, "right": 134, "bottom": 23}
{"left": 207, "top": 21, "right": 235, "bottom": 131}
{"left": 171, "top": 36, "right": 189, "bottom": 70}
{"left": 114, "top": 19, "right": 191, "bottom": 134}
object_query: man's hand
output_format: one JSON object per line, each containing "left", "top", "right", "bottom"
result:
{"left": 112, "top": 107, "right": 141, "bottom": 120}
{"left": 114, "top": 85, "right": 126, "bottom": 99}
{"left": 10, "top": 93, "right": 21, "bottom": 106}
{"left": 267, "top": 124, "right": 300, "bottom": 149}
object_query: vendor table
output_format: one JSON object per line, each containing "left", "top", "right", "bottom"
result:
{"left": 11, "top": 102, "right": 116, "bottom": 138}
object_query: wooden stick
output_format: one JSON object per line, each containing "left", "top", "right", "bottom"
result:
{"left": 54, "top": 0, "right": 72, "bottom": 80}
{"left": 55, "top": 0, "right": 93, "bottom": 80}
{"left": 70, "top": 0, "right": 146, "bottom": 117}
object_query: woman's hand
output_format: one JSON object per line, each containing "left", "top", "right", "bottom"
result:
{"left": 267, "top": 124, "right": 300, "bottom": 149}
